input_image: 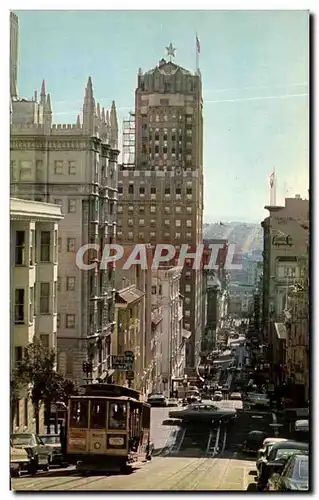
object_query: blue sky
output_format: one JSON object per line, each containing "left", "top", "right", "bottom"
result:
{"left": 16, "top": 10, "right": 309, "bottom": 222}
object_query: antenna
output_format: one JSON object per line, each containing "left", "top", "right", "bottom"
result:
{"left": 269, "top": 168, "right": 277, "bottom": 206}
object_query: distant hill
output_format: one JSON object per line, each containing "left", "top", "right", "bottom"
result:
{"left": 203, "top": 221, "right": 263, "bottom": 255}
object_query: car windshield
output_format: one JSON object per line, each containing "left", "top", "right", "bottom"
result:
{"left": 275, "top": 448, "right": 305, "bottom": 461}
{"left": 11, "top": 434, "right": 33, "bottom": 446}
{"left": 293, "top": 458, "right": 309, "bottom": 480}
{"left": 40, "top": 436, "right": 60, "bottom": 445}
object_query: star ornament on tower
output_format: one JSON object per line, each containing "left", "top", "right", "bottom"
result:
{"left": 166, "top": 43, "right": 177, "bottom": 60}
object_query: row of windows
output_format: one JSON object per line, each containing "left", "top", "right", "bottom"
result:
{"left": 14, "top": 230, "right": 57, "bottom": 266}
{"left": 58, "top": 237, "right": 76, "bottom": 253}
{"left": 147, "top": 112, "right": 193, "bottom": 123}
{"left": 118, "top": 205, "right": 193, "bottom": 214}
{"left": 151, "top": 285, "right": 162, "bottom": 295}
{"left": 14, "top": 283, "right": 57, "bottom": 324}
{"left": 117, "top": 231, "right": 194, "bottom": 240}
{"left": 118, "top": 185, "right": 193, "bottom": 196}
{"left": 57, "top": 313, "right": 75, "bottom": 329}
{"left": 57, "top": 276, "right": 76, "bottom": 291}
{"left": 10, "top": 160, "right": 77, "bottom": 181}
{"left": 54, "top": 198, "right": 77, "bottom": 213}
{"left": 53, "top": 161, "right": 77, "bottom": 175}
{"left": 118, "top": 219, "right": 193, "bottom": 228}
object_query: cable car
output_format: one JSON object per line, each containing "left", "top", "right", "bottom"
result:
{"left": 65, "top": 384, "right": 152, "bottom": 473}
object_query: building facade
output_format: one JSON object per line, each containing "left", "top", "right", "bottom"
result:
{"left": 10, "top": 77, "right": 119, "bottom": 385}
{"left": 113, "top": 247, "right": 155, "bottom": 395}
{"left": 151, "top": 266, "right": 186, "bottom": 395}
{"left": 261, "top": 194, "right": 309, "bottom": 402}
{"left": 113, "top": 285, "right": 145, "bottom": 391}
{"left": 117, "top": 50, "right": 204, "bottom": 368}
{"left": 10, "top": 197, "right": 64, "bottom": 432}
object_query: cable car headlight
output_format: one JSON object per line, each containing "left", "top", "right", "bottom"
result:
{"left": 94, "top": 442, "right": 101, "bottom": 449}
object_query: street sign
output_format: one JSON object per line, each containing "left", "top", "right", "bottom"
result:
{"left": 126, "top": 370, "right": 134, "bottom": 380}
{"left": 111, "top": 355, "right": 134, "bottom": 371}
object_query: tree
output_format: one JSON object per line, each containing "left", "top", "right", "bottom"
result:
{"left": 10, "top": 378, "right": 21, "bottom": 431}
{"left": 12, "top": 338, "right": 78, "bottom": 433}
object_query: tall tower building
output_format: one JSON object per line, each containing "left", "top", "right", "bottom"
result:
{"left": 10, "top": 12, "right": 19, "bottom": 98}
{"left": 117, "top": 46, "right": 204, "bottom": 368}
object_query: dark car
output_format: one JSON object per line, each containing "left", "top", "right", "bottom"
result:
{"left": 256, "top": 438, "right": 288, "bottom": 471}
{"left": 169, "top": 403, "right": 237, "bottom": 423}
{"left": 257, "top": 441, "right": 308, "bottom": 491}
{"left": 39, "top": 434, "right": 64, "bottom": 466}
{"left": 267, "top": 453, "right": 309, "bottom": 491}
{"left": 243, "top": 430, "right": 268, "bottom": 454}
{"left": 11, "top": 433, "right": 52, "bottom": 474}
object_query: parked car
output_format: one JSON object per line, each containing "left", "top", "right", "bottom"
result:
{"left": 147, "top": 393, "right": 167, "bottom": 407}
{"left": 11, "top": 433, "right": 52, "bottom": 474}
{"left": 167, "top": 398, "right": 179, "bottom": 407}
{"left": 292, "top": 419, "right": 309, "bottom": 443}
{"left": 213, "top": 392, "right": 223, "bottom": 401}
{"left": 256, "top": 438, "right": 288, "bottom": 471}
{"left": 243, "top": 430, "right": 268, "bottom": 454}
{"left": 267, "top": 453, "right": 309, "bottom": 491}
{"left": 247, "top": 393, "right": 270, "bottom": 409}
{"left": 10, "top": 441, "right": 33, "bottom": 477}
{"left": 257, "top": 440, "right": 309, "bottom": 491}
{"left": 39, "top": 434, "right": 64, "bottom": 466}
{"left": 230, "top": 392, "right": 242, "bottom": 401}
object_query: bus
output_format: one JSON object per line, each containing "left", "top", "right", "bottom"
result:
{"left": 65, "top": 384, "right": 152, "bottom": 473}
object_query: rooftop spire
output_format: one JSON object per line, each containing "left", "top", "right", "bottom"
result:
{"left": 46, "top": 93, "right": 52, "bottom": 113}
{"left": 86, "top": 76, "right": 93, "bottom": 98}
{"left": 40, "top": 79, "right": 46, "bottom": 105}
{"left": 110, "top": 101, "right": 118, "bottom": 128}
{"left": 76, "top": 114, "right": 81, "bottom": 127}
{"left": 101, "top": 107, "right": 106, "bottom": 123}
{"left": 110, "top": 101, "right": 118, "bottom": 148}
{"left": 40, "top": 79, "right": 46, "bottom": 96}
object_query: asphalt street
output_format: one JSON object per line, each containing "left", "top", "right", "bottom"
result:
{"left": 11, "top": 407, "right": 258, "bottom": 491}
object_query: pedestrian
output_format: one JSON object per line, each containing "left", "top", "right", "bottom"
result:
{"left": 60, "top": 419, "right": 67, "bottom": 462}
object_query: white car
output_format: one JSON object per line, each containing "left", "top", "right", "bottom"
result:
{"left": 213, "top": 392, "right": 223, "bottom": 401}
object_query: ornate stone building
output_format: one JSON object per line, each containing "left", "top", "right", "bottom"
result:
{"left": 10, "top": 77, "right": 119, "bottom": 385}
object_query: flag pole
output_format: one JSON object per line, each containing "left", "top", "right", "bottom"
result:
{"left": 196, "top": 33, "right": 200, "bottom": 74}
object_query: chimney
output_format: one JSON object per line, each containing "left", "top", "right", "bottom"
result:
{"left": 295, "top": 194, "right": 301, "bottom": 199}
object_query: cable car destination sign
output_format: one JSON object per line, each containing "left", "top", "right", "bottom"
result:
{"left": 111, "top": 350, "right": 134, "bottom": 371}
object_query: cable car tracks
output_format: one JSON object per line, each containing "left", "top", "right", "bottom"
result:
{"left": 155, "top": 424, "right": 228, "bottom": 458}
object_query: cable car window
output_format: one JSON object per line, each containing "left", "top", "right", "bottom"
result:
{"left": 142, "top": 405, "right": 150, "bottom": 428}
{"left": 70, "top": 400, "right": 89, "bottom": 428}
{"left": 130, "top": 407, "right": 141, "bottom": 436}
{"left": 108, "top": 402, "right": 127, "bottom": 430}
{"left": 90, "top": 400, "right": 107, "bottom": 429}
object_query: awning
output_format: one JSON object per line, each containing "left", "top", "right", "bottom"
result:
{"left": 151, "top": 310, "right": 163, "bottom": 325}
{"left": 115, "top": 286, "right": 144, "bottom": 307}
{"left": 182, "top": 329, "right": 192, "bottom": 340}
{"left": 274, "top": 322, "right": 287, "bottom": 340}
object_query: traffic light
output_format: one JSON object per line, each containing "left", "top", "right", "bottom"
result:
{"left": 82, "top": 361, "right": 93, "bottom": 374}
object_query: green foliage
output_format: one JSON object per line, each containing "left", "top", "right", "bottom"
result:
{"left": 12, "top": 337, "right": 78, "bottom": 406}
